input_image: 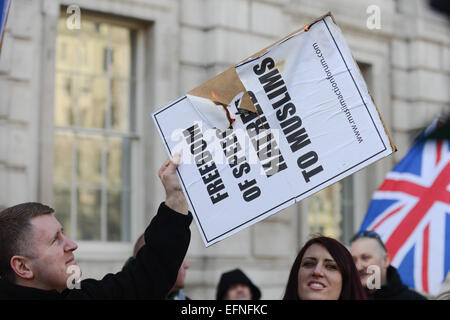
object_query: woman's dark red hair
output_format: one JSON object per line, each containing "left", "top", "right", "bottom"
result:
{"left": 283, "top": 236, "right": 367, "bottom": 300}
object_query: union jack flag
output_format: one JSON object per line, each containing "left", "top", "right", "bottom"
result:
{"left": 0, "top": 0, "right": 10, "bottom": 53}
{"left": 359, "top": 118, "right": 450, "bottom": 296}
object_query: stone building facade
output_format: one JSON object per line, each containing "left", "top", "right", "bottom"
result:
{"left": 0, "top": 0, "right": 448, "bottom": 299}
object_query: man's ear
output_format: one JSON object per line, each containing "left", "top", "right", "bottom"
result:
{"left": 382, "top": 252, "right": 390, "bottom": 269}
{"left": 10, "top": 256, "right": 34, "bottom": 280}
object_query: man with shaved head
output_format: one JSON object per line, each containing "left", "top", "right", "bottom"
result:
{"left": 0, "top": 155, "right": 192, "bottom": 299}
{"left": 350, "top": 230, "right": 426, "bottom": 300}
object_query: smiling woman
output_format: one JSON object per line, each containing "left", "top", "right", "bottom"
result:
{"left": 283, "top": 236, "right": 367, "bottom": 300}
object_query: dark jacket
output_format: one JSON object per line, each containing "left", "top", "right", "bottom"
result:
{"left": 0, "top": 202, "right": 192, "bottom": 300}
{"left": 216, "top": 268, "right": 261, "bottom": 300}
{"left": 368, "top": 266, "right": 427, "bottom": 300}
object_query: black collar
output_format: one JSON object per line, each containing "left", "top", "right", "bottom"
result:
{"left": 369, "top": 266, "right": 405, "bottom": 299}
{"left": 0, "top": 279, "right": 62, "bottom": 300}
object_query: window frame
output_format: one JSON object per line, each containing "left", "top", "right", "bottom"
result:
{"left": 40, "top": 7, "right": 149, "bottom": 257}
{"left": 54, "top": 14, "right": 138, "bottom": 242}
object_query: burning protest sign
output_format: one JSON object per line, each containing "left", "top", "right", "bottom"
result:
{"left": 152, "top": 13, "right": 396, "bottom": 247}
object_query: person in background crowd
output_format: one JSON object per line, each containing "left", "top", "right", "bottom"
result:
{"left": 124, "top": 233, "right": 191, "bottom": 300}
{"left": 216, "top": 268, "right": 261, "bottom": 300}
{"left": 168, "top": 260, "right": 190, "bottom": 300}
{"left": 350, "top": 230, "right": 427, "bottom": 300}
{"left": 0, "top": 154, "right": 192, "bottom": 299}
{"left": 283, "top": 236, "right": 367, "bottom": 300}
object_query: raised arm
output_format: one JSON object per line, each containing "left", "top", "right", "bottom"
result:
{"left": 68, "top": 155, "right": 192, "bottom": 299}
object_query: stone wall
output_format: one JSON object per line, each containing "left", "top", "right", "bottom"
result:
{"left": 0, "top": 0, "right": 448, "bottom": 299}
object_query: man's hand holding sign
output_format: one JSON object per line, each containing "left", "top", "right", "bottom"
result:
{"left": 159, "top": 153, "right": 190, "bottom": 215}
{"left": 153, "top": 13, "right": 396, "bottom": 246}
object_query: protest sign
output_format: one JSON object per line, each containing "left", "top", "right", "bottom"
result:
{"left": 153, "top": 13, "right": 396, "bottom": 246}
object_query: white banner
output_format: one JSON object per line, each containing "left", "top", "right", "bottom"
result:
{"left": 153, "top": 15, "right": 395, "bottom": 246}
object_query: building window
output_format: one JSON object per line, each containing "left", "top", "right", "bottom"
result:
{"left": 53, "top": 13, "right": 137, "bottom": 242}
{"left": 307, "top": 176, "right": 353, "bottom": 241}
{"left": 307, "top": 62, "right": 372, "bottom": 242}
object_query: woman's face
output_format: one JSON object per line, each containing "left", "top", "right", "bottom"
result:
{"left": 297, "top": 243, "right": 343, "bottom": 300}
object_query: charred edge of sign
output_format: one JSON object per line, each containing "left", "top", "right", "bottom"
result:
{"left": 211, "top": 100, "right": 235, "bottom": 129}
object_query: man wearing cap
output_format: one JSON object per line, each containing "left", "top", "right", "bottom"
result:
{"left": 216, "top": 268, "right": 261, "bottom": 300}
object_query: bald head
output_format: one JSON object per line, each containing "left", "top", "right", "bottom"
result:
{"left": 353, "top": 237, "right": 386, "bottom": 255}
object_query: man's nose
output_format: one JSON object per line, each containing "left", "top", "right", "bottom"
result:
{"left": 236, "top": 284, "right": 246, "bottom": 292}
{"left": 64, "top": 236, "right": 78, "bottom": 252}
{"left": 354, "top": 260, "right": 364, "bottom": 272}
